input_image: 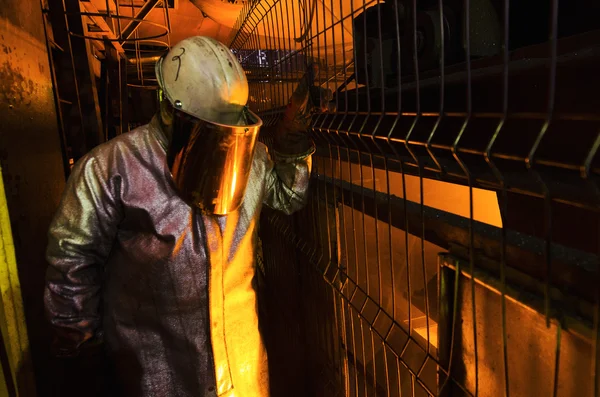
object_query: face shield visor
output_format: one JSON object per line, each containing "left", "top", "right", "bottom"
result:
{"left": 166, "top": 104, "right": 263, "bottom": 215}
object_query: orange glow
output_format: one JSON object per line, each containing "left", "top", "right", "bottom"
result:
{"left": 323, "top": 159, "right": 502, "bottom": 227}
{"left": 230, "top": 170, "right": 238, "bottom": 201}
{"left": 414, "top": 323, "right": 438, "bottom": 348}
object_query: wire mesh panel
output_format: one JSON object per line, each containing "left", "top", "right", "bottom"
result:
{"left": 233, "top": 0, "right": 600, "bottom": 395}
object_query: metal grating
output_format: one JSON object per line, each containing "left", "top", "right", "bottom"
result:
{"left": 231, "top": 0, "right": 600, "bottom": 396}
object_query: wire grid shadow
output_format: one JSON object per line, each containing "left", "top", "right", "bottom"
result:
{"left": 235, "top": 0, "right": 600, "bottom": 395}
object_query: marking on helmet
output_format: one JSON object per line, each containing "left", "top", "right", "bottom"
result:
{"left": 172, "top": 47, "right": 186, "bottom": 81}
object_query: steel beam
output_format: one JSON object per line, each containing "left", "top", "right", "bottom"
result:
{"left": 1, "top": 0, "right": 66, "bottom": 394}
{"left": 119, "top": 0, "right": 160, "bottom": 43}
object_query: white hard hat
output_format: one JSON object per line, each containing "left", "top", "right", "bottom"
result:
{"left": 155, "top": 36, "right": 249, "bottom": 125}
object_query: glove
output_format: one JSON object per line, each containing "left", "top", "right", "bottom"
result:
{"left": 49, "top": 335, "right": 110, "bottom": 397}
{"left": 274, "top": 62, "right": 332, "bottom": 158}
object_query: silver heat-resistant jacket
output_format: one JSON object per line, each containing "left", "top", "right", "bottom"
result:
{"left": 44, "top": 116, "right": 312, "bottom": 397}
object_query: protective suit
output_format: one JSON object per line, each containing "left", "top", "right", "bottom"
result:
{"left": 44, "top": 36, "right": 319, "bottom": 397}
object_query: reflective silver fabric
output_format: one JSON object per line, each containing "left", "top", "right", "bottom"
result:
{"left": 44, "top": 116, "right": 312, "bottom": 396}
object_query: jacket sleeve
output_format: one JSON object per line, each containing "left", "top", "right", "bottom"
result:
{"left": 44, "top": 153, "right": 122, "bottom": 357}
{"left": 263, "top": 151, "right": 313, "bottom": 215}
{"left": 262, "top": 64, "right": 323, "bottom": 215}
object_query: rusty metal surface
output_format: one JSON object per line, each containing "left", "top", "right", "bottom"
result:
{"left": 0, "top": 0, "right": 66, "bottom": 395}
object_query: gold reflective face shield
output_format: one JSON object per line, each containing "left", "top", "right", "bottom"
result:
{"left": 166, "top": 107, "right": 263, "bottom": 215}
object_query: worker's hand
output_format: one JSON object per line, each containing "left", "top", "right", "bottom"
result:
{"left": 309, "top": 85, "right": 336, "bottom": 113}
{"left": 49, "top": 335, "right": 109, "bottom": 397}
{"left": 274, "top": 62, "right": 332, "bottom": 157}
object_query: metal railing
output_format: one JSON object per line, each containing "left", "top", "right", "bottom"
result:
{"left": 232, "top": 0, "right": 600, "bottom": 395}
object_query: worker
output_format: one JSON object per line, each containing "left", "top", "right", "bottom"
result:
{"left": 43, "top": 36, "right": 323, "bottom": 397}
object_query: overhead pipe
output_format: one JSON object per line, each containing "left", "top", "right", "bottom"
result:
{"left": 127, "top": 55, "right": 162, "bottom": 65}
{"left": 119, "top": 0, "right": 160, "bottom": 43}
{"left": 189, "top": 0, "right": 245, "bottom": 28}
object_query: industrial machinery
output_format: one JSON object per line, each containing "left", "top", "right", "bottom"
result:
{"left": 230, "top": 0, "right": 600, "bottom": 395}
{"left": 351, "top": 0, "right": 600, "bottom": 88}
{"left": 0, "top": 0, "right": 599, "bottom": 396}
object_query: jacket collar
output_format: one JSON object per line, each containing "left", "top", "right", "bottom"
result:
{"left": 148, "top": 115, "right": 169, "bottom": 152}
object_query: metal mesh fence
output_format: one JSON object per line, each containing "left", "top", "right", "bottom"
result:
{"left": 230, "top": 0, "right": 600, "bottom": 396}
